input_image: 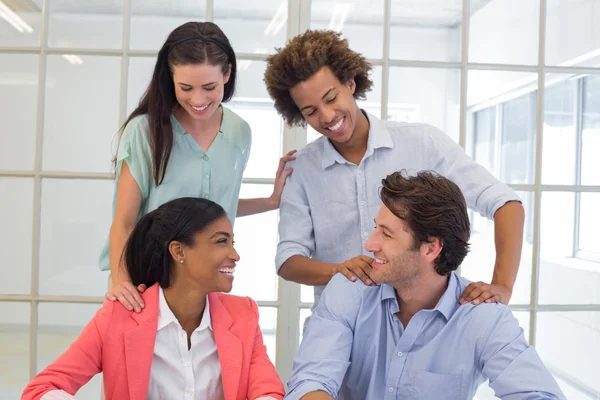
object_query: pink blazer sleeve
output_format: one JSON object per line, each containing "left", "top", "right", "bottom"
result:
{"left": 21, "top": 300, "right": 114, "bottom": 400}
{"left": 245, "top": 298, "right": 285, "bottom": 400}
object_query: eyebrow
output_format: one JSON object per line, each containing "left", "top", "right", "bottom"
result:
{"left": 374, "top": 219, "right": 394, "bottom": 233}
{"left": 210, "top": 231, "right": 232, "bottom": 239}
{"left": 177, "top": 81, "right": 218, "bottom": 88}
{"left": 300, "top": 87, "right": 336, "bottom": 112}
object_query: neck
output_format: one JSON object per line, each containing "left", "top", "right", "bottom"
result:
{"left": 393, "top": 271, "right": 450, "bottom": 326}
{"left": 163, "top": 280, "right": 208, "bottom": 334}
{"left": 332, "top": 106, "right": 370, "bottom": 163}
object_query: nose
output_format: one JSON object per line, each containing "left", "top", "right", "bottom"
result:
{"left": 319, "top": 106, "right": 336, "bottom": 126}
{"left": 365, "top": 232, "right": 379, "bottom": 253}
{"left": 230, "top": 246, "right": 240, "bottom": 263}
{"left": 190, "top": 90, "right": 205, "bottom": 106}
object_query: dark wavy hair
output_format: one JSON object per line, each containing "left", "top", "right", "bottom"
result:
{"left": 380, "top": 170, "right": 471, "bottom": 276}
{"left": 264, "top": 30, "right": 373, "bottom": 126}
{"left": 116, "top": 22, "right": 237, "bottom": 186}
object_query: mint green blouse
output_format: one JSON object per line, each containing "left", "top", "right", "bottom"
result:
{"left": 99, "top": 106, "right": 251, "bottom": 271}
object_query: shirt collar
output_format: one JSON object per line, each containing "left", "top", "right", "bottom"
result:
{"left": 321, "top": 109, "right": 394, "bottom": 170}
{"left": 157, "top": 286, "right": 212, "bottom": 332}
{"left": 381, "top": 272, "right": 461, "bottom": 321}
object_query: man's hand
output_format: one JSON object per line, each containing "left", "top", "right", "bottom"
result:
{"left": 459, "top": 281, "right": 512, "bottom": 305}
{"left": 106, "top": 280, "right": 147, "bottom": 313}
{"left": 335, "top": 255, "right": 375, "bottom": 285}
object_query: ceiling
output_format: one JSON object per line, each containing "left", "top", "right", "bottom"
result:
{"left": 7, "top": 0, "right": 494, "bottom": 27}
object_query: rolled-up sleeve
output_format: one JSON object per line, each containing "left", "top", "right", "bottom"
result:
{"left": 275, "top": 162, "right": 315, "bottom": 274}
{"left": 480, "top": 306, "right": 566, "bottom": 399}
{"left": 285, "top": 274, "right": 361, "bottom": 399}
{"left": 426, "top": 125, "right": 520, "bottom": 220}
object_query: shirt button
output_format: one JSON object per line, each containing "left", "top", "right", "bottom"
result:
{"left": 388, "top": 388, "right": 394, "bottom": 393}
{"left": 184, "top": 361, "right": 190, "bottom": 367}
{"left": 398, "top": 352, "right": 403, "bottom": 357}
{"left": 360, "top": 201, "right": 365, "bottom": 206}
{"left": 363, "top": 232, "right": 368, "bottom": 237}
{"left": 204, "top": 174, "right": 209, "bottom": 179}
{"left": 186, "top": 391, "right": 193, "bottom": 397}
{"left": 203, "top": 155, "right": 208, "bottom": 160}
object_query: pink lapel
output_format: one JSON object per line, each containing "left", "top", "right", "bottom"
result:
{"left": 210, "top": 293, "right": 242, "bottom": 400}
{"left": 123, "top": 284, "right": 159, "bottom": 400}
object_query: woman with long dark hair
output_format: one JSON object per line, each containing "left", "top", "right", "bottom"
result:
{"left": 23, "top": 198, "right": 284, "bottom": 400}
{"left": 99, "top": 22, "right": 295, "bottom": 311}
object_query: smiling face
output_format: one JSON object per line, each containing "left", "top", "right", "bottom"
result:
{"left": 289, "top": 66, "right": 363, "bottom": 146}
{"left": 365, "top": 204, "right": 424, "bottom": 287}
{"left": 170, "top": 215, "right": 240, "bottom": 294}
{"left": 172, "top": 62, "right": 231, "bottom": 122}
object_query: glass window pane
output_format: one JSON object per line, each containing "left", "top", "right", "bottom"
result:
{"left": 536, "top": 312, "right": 600, "bottom": 398}
{"left": 126, "top": 56, "right": 156, "bottom": 116}
{"left": 214, "top": 0, "right": 286, "bottom": 55}
{"left": 582, "top": 76, "right": 600, "bottom": 185}
{"left": 461, "top": 191, "right": 533, "bottom": 305}
{"left": 301, "top": 284, "right": 314, "bottom": 304}
{"left": 39, "top": 179, "right": 113, "bottom": 297}
{"left": 307, "top": 65, "right": 382, "bottom": 144}
{"left": 229, "top": 61, "right": 282, "bottom": 179}
{"left": 539, "top": 192, "right": 600, "bottom": 305}
{"left": 0, "top": 2, "right": 42, "bottom": 47}
{"left": 48, "top": 1, "right": 123, "bottom": 49}
{"left": 37, "top": 302, "right": 103, "bottom": 399}
{"left": 0, "top": 178, "right": 34, "bottom": 295}
{"left": 258, "top": 306, "right": 277, "bottom": 364}
{"left": 546, "top": 0, "right": 600, "bottom": 67}
{"left": 542, "top": 76, "right": 577, "bottom": 185}
{"left": 0, "top": 53, "right": 38, "bottom": 171}
{"left": 467, "top": 70, "right": 537, "bottom": 184}
{"left": 231, "top": 184, "right": 278, "bottom": 301}
{"left": 469, "top": 0, "right": 539, "bottom": 65}
{"left": 469, "top": 107, "right": 497, "bottom": 176}
{"left": 0, "top": 302, "right": 30, "bottom": 399}
{"left": 42, "top": 55, "right": 121, "bottom": 173}
{"left": 578, "top": 193, "right": 600, "bottom": 257}
{"left": 390, "top": 1, "right": 461, "bottom": 62}
{"left": 310, "top": 0, "right": 384, "bottom": 60}
{"left": 388, "top": 67, "right": 460, "bottom": 143}
{"left": 130, "top": 0, "right": 206, "bottom": 50}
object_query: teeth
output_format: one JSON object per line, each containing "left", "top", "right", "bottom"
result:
{"left": 327, "top": 117, "right": 344, "bottom": 131}
{"left": 375, "top": 258, "right": 388, "bottom": 264}
{"left": 191, "top": 104, "right": 209, "bottom": 111}
{"left": 218, "top": 268, "right": 235, "bottom": 274}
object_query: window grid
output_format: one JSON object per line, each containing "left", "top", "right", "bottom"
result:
{"left": 0, "top": 0, "right": 599, "bottom": 386}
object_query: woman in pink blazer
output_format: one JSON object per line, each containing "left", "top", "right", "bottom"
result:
{"left": 22, "top": 197, "right": 285, "bottom": 400}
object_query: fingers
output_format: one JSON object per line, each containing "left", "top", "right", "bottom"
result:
{"left": 358, "top": 255, "right": 374, "bottom": 264}
{"left": 470, "top": 289, "right": 493, "bottom": 305}
{"left": 459, "top": 282, "right": 481, "bottom": 304}
{"left": 111, "top": 282, "right": 145, "bottom": 312}
{"left": 137, "top": 283, "right": 147, "bottom": 293}
{"left": 339, "top": 265, "right": 357, "bottom": 282}
{"left": 346, "top": 262, "right": 373, "bottom": 286}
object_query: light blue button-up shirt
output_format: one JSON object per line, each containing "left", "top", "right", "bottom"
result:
{"left": 286, "top": 272, "right": 565, "bottom": 400}
{"left": 276, "top": 111, "right": 520, "bottom": 306}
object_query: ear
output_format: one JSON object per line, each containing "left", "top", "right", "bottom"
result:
{"left": 422, "top": 237, "right": 443, "bottom": 263}
{"left": 346, "top": 77, "right": 356, "bottom": 95}
{"left": 168, "top": 241, "right": 185, "bottom": 263}
{"left": 223, "top": 63, "right": 232, "bottom": 84}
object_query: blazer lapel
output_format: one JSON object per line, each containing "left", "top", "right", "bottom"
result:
{"left": 123, "top": 285, "right": 159, "bottom": 400}
{"left": 210, "top": 293, "right": 242, "bottom": 400}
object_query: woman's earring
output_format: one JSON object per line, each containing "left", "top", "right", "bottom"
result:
{"left": 179, "top": 259, "right": 184, "bottom": 264}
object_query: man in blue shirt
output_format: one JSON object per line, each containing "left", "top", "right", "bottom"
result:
{"left": 264, "top": 30, "right": 525, "bottom": 309}
{"left": 285, "top": 171, "right": 564, "bottom": 400}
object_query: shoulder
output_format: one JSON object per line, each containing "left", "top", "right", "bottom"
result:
{"left": 222, "top": 106, "right": 251, "bottom": 140}
{"left": 384, "top": 120, "right": 448, "bottom": 144}
{"left": 121, "top": 114, "right": 152, "bottom": 147}
{"left": 284, "top": 138, "right": 325, "bottom": 170}
{"left": 318, "top": 273, "right": 379, "bottom": 316}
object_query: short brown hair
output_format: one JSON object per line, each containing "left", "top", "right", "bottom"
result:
{"left": 264, "top": 30, "right": 373, "bottom": 126}
{"left": 380, "top": 170, "right": 470, "bottom": 276}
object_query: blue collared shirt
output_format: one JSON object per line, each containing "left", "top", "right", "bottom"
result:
{"left": 275, "top": 111, "right": 520, "bottom": 306}
{"left": 285, "top": 272, "right": 565, "bottom": 400}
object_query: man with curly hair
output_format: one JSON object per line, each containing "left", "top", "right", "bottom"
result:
{"left": 264, "top": 30, "right": 524, "bottom": 309}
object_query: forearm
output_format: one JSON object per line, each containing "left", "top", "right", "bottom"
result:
{"left": 109, "top": 222, "right": 134, "bottom": 284}
{"left": 492, "top": 201, "right": 525, "bottom": 290}
{"left": 300, "top": 392, "right": 334, "bottom": 400}
{"left": 237, "top": 198, "right": 278, "bottom": 217}
{"left": 279, "top": 255, "right": 337, "bottom": 286}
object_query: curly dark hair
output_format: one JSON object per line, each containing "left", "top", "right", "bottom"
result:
{"left": 264, "top": 30, "right": 373, "bottom": 126}
{"left": 380, "top": 170, "right": 471, "bottom": 276}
